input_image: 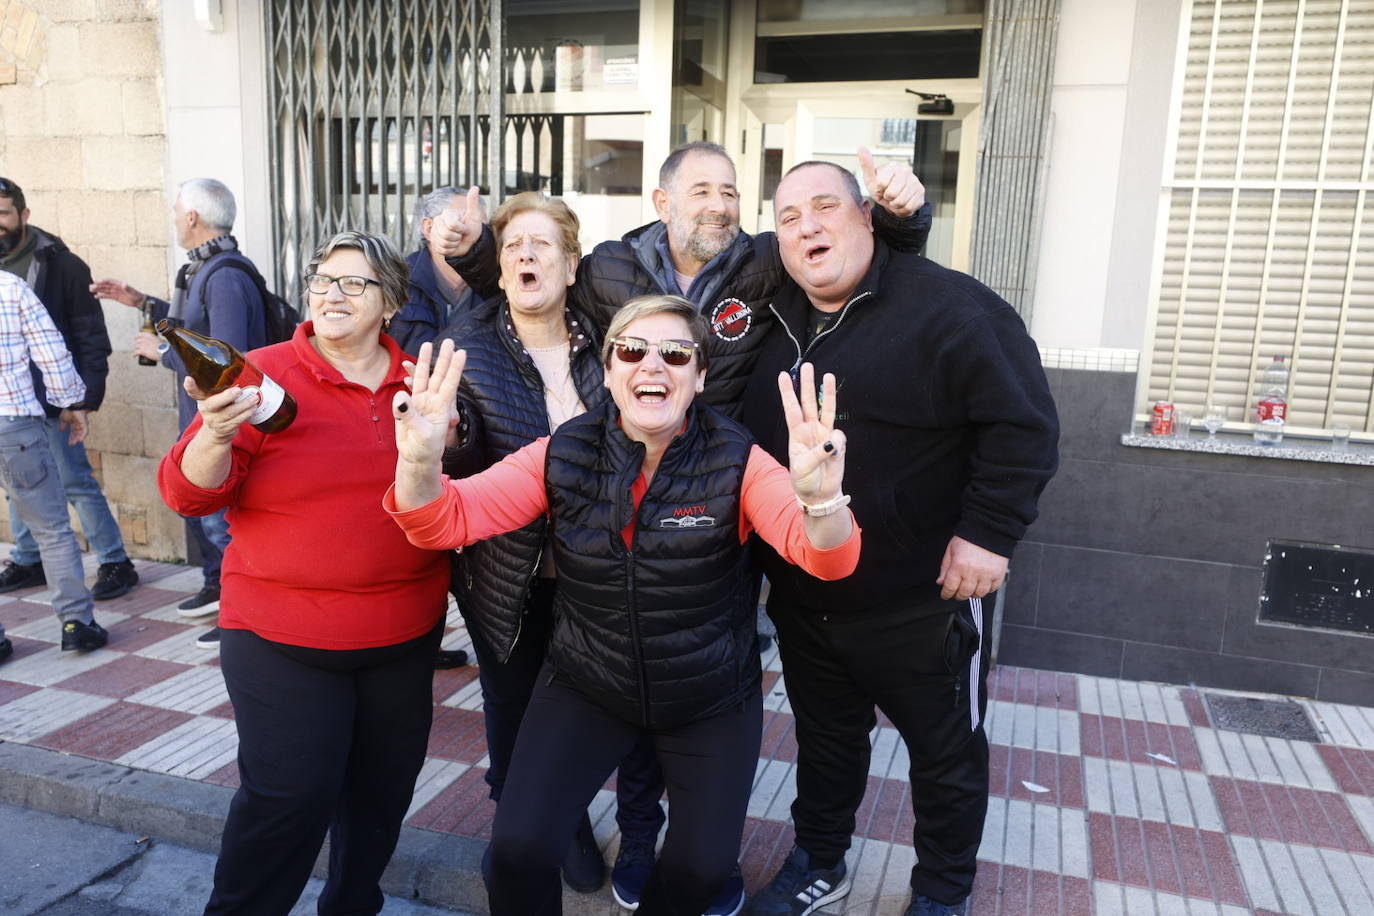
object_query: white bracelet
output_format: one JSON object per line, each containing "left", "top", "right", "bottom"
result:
{"left": 797, "top": 493, "right": 851, "bottom": 517}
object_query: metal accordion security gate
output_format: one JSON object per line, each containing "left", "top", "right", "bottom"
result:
{"left": 263, "top": 0, "right": 503, "bottom": 302}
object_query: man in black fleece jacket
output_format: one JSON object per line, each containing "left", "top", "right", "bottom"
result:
{"left": 742, "top": 162, "right": 1059, "bottom": 916}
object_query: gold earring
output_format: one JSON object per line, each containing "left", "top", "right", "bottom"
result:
{"left": 383, "top": 315, "right": 393, "bottom": 330}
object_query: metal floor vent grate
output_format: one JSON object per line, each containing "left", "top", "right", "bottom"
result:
{"left": 1203, "top": 694, "right": 1322, "bottom": 743}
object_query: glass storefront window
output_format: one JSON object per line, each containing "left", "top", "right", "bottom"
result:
{"left": 755, "top": 29, "right": 981, "bottom": 82}
{"left": 507, "top": 0, "right": 642, "bottom": 93}
{"left": 672, "top": 0, "right": 729, "bottom": 145}
{"left": 757, "top": 0, "right": 984, "bottom": 21}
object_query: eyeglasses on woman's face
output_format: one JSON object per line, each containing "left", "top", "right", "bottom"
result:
{"left": 305, "top": 273, "right": 380, "bottom": 297}
{"left": 610, "top": 336, "right": 699, "bottom": 367}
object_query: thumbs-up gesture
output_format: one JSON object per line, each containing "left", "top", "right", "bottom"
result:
{"left": 431, "top": 186, "right": 486, "bottom": 259}
{"left": 858, "top": 146, "right": 926, "bottom": 218}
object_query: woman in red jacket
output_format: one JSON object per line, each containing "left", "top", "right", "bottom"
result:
{"left": 158, "top": 230, "right": 449, "bottom": 916}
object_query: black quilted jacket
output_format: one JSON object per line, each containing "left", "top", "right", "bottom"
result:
{"left": 440, "top": 298, "right": 608, "bottom": 661}
{"left": 545, "top": 401, "right": 758, "bottom": 728}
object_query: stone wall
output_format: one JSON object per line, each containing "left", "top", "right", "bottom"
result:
{"left": 0, "top": 0, "right": 185, "bottom": 561}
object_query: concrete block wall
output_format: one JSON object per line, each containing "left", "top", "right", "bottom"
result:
{"left": 1001, "top": 367, "right": 1374, "bottom": 705}
{"left": 0, "top": 0, "right": 185, "bottom": 562}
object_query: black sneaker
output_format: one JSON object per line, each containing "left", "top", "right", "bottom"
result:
{"left": 177, "top": 587, "right": 220, "bottom": 618}
{"left": 611, "top": 834, "right": 656, "bottom": 910}
{"left": 435, "top": 648, "right": 469, "bottom": 669}
{"left": 196, "top": 626, "right": 221, "bottom": 649}
{"left": 0, "top": 638, "right": 12, "bottom": 663}
{"left": 905, "top": 896, "right": 968, "bottom": 916}
{"left": 562, "top": 811, "right": 606, "bottom": 893}
{"left": 60, "top": 619, "right": 108, "bottom": 652}
{"left": 0, "top": 560, "right": 45, "bottom": 593}
{"left": 92, "top": 560, "right": 139, "bottom": 600}
{"left": 747, "top": 845, "right": 851, "bottom": 916}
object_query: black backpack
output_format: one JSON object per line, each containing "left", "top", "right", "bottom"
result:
{"left": 198, "top": 257, "right": 300, "bottom": 346}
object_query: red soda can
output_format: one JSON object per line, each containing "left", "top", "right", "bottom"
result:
{"left": 1152, "top": 401, "right": 1174, "bottom": 436}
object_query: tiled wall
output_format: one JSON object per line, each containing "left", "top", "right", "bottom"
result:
{"left": 1001, "top": 367, "right": 1374, "bottom": 705}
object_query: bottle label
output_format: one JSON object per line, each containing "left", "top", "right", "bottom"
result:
{"left": 1257, "top": 398, "right": 1286, "bottom": 423}
{"left": 235, "top": 375, "right": 287, "bottom": 426}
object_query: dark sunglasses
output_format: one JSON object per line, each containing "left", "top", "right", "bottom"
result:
{"left": 611, "top": 336, "right": 698, "bottom": 367}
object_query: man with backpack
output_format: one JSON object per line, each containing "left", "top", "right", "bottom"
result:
{"left": 91, "top": 178, "right": 273, "bottom": 649}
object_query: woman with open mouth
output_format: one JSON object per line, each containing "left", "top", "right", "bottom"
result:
{"left": 434, "top": 191, "right": 610, "bottom": 893}
{"left": 387, "top": 294, "right": 861, "bottom": 915}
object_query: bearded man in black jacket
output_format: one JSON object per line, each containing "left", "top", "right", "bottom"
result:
{"left": 741, "top": 162, "right": 1059, "bottom": 916}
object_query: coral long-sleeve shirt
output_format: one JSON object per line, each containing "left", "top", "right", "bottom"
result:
{"left": 385, "top": 439, "right": 860, "bottom": 580}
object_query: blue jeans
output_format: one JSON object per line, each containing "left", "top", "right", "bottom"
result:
{"left": 9, "top": 416, "right": 127, "bottom": 566}
{"left": 186, "top": 507, "right": 230, "bottom": 588}
{"left": 0, "top": 417, "right": 93, "bottom": 626}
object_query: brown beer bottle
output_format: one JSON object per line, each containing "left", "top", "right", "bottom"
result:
{"left": 155, "top": 320, "right": 297, "bottom": 434}
{"left": 137, "top": 302, "right": 157, "bottom": 366}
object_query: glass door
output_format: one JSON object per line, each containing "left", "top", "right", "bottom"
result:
{"left": 740, "top": 96, "right": 978, "bottom": 271}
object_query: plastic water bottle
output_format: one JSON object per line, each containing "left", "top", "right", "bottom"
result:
{"left": 1253, "top": 355, "right": 1288, "bottom": 445}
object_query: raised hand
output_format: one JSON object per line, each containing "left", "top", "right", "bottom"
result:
{"left": 393, "top": 339, "right": 466, "bottom": 466}
{"left": 430, "top": 186, "right": 486, "bottom": 259}
{"left": 858, "top": 146, "right": 926, "bottom": 218}
{"left": 89, "top": 278, "right": 145, "bottom": 309}
{"left": 777, "top": 362, "right": 846, "bottom": 504}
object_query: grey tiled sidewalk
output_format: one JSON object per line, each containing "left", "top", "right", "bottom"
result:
{"left": 3, "top": 548, "right": 1374, "bottom": 913}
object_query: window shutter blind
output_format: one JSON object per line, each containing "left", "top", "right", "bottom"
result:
{"left": 1144, "top": 0, "right": 1374, "bottom": 434}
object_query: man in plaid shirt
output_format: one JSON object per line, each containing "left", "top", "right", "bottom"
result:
{"left": 0, "top": 271, "right": 102, "bottom": 663}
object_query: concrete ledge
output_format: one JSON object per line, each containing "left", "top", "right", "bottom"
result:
{"left": 0, "top": 741, "right": 622, "bottom": 915}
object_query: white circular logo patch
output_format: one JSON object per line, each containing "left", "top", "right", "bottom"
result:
{"left": 710, "top": 298, "right": 753, "bottom": 342}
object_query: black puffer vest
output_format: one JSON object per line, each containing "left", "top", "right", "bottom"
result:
{"left": 544, "top": 401, "right": 758, "bottom": 728}
{"left": 442, "top": 299, "right": 607, "bottom": 661}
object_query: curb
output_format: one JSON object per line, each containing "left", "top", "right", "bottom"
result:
{"left": 0, "top": 741, "right": 624, "bottom": 915}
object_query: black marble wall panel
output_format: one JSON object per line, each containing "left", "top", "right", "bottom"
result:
{"left": 1002, "top": 367, "right": 1374, "bottom": 703}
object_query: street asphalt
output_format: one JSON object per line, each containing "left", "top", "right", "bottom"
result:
{"left": 0, "top": 802, "right": 476, "bottom": 915}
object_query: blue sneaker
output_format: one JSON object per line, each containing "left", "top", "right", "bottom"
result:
{"left": 611, "top": 835, "right": 656, "bottom": 910}
{"left": 704, "top": 862, "right": 745, "bottom": 916}
{"left": 747, "top": 845, "right": 850, "bottom": 915}
{"left": 904, "top": 895, "right": 968, "bottom": 915}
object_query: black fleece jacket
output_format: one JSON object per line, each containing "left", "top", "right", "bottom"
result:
{"left": 21, "top": 227, "right": 112, "bottom": 415}
{"left": 741, "top": 242, "right": 1059, "bottom": 612}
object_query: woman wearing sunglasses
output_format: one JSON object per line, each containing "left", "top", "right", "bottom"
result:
{"left": 434, "top": 191, "right": 609, "bottom": 891}
{"left": 158, "top": 231, "right": 452, "bottom": 914}
{"left": 388, "top": 294, "right": 861, "bottom": 915}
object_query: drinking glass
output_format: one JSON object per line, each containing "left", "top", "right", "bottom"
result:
{"left": 1173, "top": 411, "right": 1192, "bottom": 439}
{"left": 1332, "top": 422, "right": 1352, "bottom": 451}
{"left": 1203, "top": 404, "right": 1226, "bottom": 437}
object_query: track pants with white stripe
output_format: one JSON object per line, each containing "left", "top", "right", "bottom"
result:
{"left": 768, "top": 591, "right": 992, "bottom": 907}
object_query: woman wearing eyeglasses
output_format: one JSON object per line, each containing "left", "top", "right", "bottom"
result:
{"left": 433, "top": 190, "right": 610, "bottom": 891}
{"left": 157, "top": 230, "right": 451, "bottom": 915}
{"left": 388, "top": 294, "right": 861, "bottom": 915}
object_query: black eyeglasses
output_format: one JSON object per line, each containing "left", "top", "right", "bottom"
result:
{"left": 305, "top": 273, "right": 380, "bottom": 296}
{"left": 611, "top": 336, "right": 698, "bottom": 367}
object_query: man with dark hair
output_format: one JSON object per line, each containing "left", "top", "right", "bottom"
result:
{"left": 390, "top": 186, "right": 479, "bottom": 355}
{"left": 91, "top": 178, "right": 268, "bottom": 650}
{"left": 0, "top": 271, "right": 105, "bottom": 660}
{"left": 0, "top": 177, "right": 139, "bottom": 601}
{"left": 437, "top": 143, "right": 930, "bottom": 915}
{"left": 742, "top": 160, "right": 1059, "bottom": 916}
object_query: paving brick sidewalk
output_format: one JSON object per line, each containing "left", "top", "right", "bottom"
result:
{"left": 3, "top": 551, "right": 1374, "bottom": 914}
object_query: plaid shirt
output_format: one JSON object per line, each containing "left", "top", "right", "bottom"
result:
{"left": 0, "top": 272, "right": 85, "bottom": 417}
